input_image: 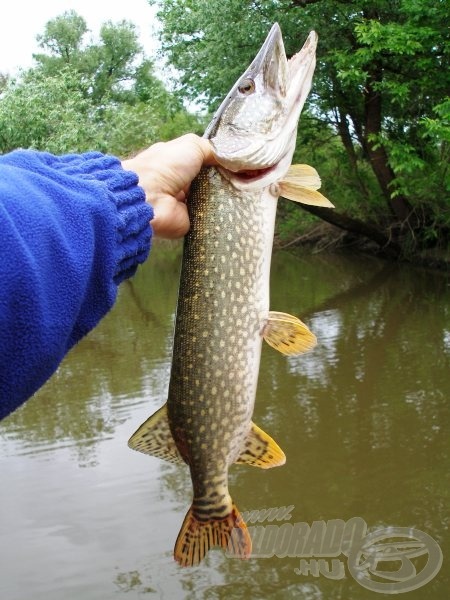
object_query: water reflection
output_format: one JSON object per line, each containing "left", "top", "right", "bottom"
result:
{"left": 1, "top": 245, "right": 449, "bottom": 599}
{"left": 0, "top": 244, "right": 181, "bottom": 465}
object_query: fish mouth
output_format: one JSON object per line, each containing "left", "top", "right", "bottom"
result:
{"left": 235, "top": 166, "right": 276, "bottom": 181}
{"left": 216, "top": 156, "right": 290, "bottom": 191}
{"left": 217, "top": 163, "right": 280, "bottom": 190}
{"left": 204, "top": 23, "right": 285, "bottom": 141}
{"left": 217, "top": 135, "right": 296, "bottom": 190}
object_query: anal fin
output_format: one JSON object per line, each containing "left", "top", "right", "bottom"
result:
{"left": 263, "top": 311, "right": 317, "bottom": 355}
{"left": 128, "top": 403, "right": 185, "bottom": 465}
{"left": 235, "top": 421, "right": 286, "bottom": 469}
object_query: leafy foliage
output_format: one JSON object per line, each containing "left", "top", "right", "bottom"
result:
{"left": 151, "top": 0, "right": 450, "bottom": 256}
{"left": 0, "top": 5, "right": 448, "bottom": 259}
{"left": 0, "top": 68, "right": 100, "bottom": 153}
{"left": 0, "top": 11, "right": 202, "bottom": 156}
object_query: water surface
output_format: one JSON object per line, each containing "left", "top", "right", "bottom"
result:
{"left": 1, "top": 244, "right": 449, "bottom": 599}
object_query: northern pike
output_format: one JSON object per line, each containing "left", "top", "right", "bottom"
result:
{"left": 129, "top": 23, "right": 333, "bottom": 567}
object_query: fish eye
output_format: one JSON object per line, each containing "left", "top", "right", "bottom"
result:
{"left": 238, "top": 78, "right": 256, "bottom": 95}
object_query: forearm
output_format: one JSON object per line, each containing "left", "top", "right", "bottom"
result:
{"left": 0, "top": 150, "right": 153, "bottom": 418}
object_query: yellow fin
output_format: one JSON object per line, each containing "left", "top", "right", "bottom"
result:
{"left": 235, "top": 421, "right": 286, "bottom": 469}
{"left": 263, "top": 311, "right": 317, "bottom": 355}
{"left": 174, "top": 502, "right": 251, "bottom": 566}
{"left": 128, "top": 403, "right": 185, "bottom": 465}
{"left": 282, "top": 164, "right": 322, "bottom": 189}
{"left": 279, "top": 164, "right": 334, "bottom": 207}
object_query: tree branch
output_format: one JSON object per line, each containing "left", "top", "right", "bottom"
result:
{"left": 290, "top": 0, "right": 323, "bottom": 5}
{"left": 293, "top": 203, "right": 401, "bottom": 258}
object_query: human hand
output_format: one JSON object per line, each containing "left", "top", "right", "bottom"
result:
{"left": 121, "top": 134, "right": 217, "bottom": 238}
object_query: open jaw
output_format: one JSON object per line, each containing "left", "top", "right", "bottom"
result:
{"left": 217, "top": 162, "right": 280, "bottom": 190}
{"left": 235, "top": 165, "right": 276, "bottom": 181}
{"left": 217, "top": 141, "right": 295, "bottom": 191}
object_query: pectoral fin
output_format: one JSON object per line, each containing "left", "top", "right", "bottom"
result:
{"left": 235, "top": 422, "right": 286, "bottom": 469}
{"left": 279, "top": 164, "right": 334, "bottom": 207}
{"left": 128, "top": 403, "right": 185, "bottom": 465}
{"left": 263, "top": 311, "right": 317, "bottom": 355}
{"left": 282, "top": 164, "right": 322, "bottom": 189}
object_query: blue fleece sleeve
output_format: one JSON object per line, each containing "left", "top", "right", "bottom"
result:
{"left": 0, "top": 150, "right": 153, "bottom": 418}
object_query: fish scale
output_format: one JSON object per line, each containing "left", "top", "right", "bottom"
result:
{"left": 128, "top": 23, "right": 332, "bottom": 567}
{"left": 168, "top": 167, "right": 275, "bottom": 503}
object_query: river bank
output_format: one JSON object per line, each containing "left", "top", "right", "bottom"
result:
{"left": 275, "top": 222, "right": 450, "bottom": 273}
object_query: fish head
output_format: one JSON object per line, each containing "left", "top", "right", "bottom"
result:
{"left": 205, "top": 24, "right": 317, "bottom": 189}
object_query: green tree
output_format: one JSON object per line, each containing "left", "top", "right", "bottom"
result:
{"left": 0, "top": 68, "right": 102, "bottom": 153}
{"left": 86, "top": 20, "right": 143, "bottom": 104}
{"left": 34, "top": 9, "right": 88, "bottom": 64}
{"left": 151, "top": 0, "right": 450, "bottom": 257}
{"left": 0, "top": 72, "right": 9, "bottom": 93}
{"left": 0, "top": 11, "right": 203, "bottom": 156}
{"left": 33, "top": 12, "right": 143, "bottom": 104}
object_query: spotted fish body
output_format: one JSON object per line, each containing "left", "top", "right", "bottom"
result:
{"left": 170, "top": 170, "right": 278, "bottom": 496}
{"left": 129, "top": 23, "right": 332, "bottom": 567}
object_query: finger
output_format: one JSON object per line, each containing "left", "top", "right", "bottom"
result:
{"left": 197, "top": 137, "right": 218, "bottom": 166}
{"left": 150, "top": 195, "right": 190, "bottom": 238}
{"left": 175, "top": 190, "right": 187, "bottom": 202}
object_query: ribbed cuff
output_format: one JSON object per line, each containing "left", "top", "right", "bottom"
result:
{"left": 58, "top": 152, "right": 154, "bottom": 284}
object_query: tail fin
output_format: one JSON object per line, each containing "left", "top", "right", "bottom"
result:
{"left": 174, "top": 502, "right": 251, "bottom": 567}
